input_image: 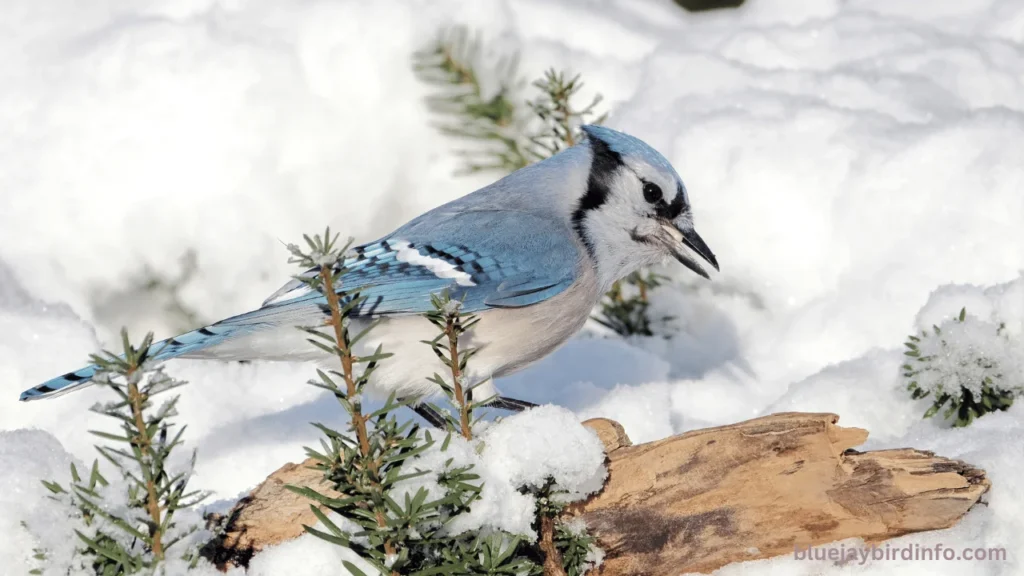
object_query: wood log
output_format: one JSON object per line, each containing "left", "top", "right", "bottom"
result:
{"left": 207, "top": 412, "right": 989, "bottom": 574}
{"left": 572, "top": 412, "right": 988, "bottom": 574}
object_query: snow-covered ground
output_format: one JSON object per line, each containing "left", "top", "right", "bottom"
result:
{"left": 2, "top": 0, "right": 1023, "bottom": 574}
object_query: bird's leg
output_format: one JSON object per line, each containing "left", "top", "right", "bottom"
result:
{"left": 404, "top": 400, "right": 448, "bottom": 429}
{"left": 487, "top": 396, "right": 539, "bottom": 413}
{"left": 404, "top": 395, "right": 537, "bottom": 427}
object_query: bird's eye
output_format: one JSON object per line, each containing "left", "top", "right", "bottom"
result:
{"left": 642, "top": 181, "right": 662, "bottom": 203}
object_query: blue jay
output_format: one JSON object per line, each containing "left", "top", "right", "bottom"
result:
{"left": 19, "top": 126, "right": 718, "bottom": 425}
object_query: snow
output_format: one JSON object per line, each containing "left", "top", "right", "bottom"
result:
{"left": 912, "top": 313, "right": 1019, "bottom": 399}
{"left": 479, "top": 405, "right": 607, "bottom": 501}
{"left": 2, "top": 0, "right": 1024, "bottom": 574}
{"left": 247, "top": 523, "right": 377, "bottom": 576}
{"left": 917, "top": 277, "right": 1024, "bottom": 339}
{"left": 2, "top": 429, "right": 229, "bottom": 576}
{"left": 389, "top": 405, "right": 605, "bottom": 537}
{"left": 0, "top": 430, "right": 80, "bottom": 575}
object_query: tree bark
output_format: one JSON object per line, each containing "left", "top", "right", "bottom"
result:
{"left": 206, "top": 412, "right": 989, "bottom": 574}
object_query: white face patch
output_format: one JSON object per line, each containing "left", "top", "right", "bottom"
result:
{"left": 579, "top": 169, "right": 670, "bottom": 290}
{"left": 390, "top": 240, "right": 477, "bottom": 287}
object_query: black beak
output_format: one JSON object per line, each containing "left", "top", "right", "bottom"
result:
{"left": 681, "top": 227, "right": 719, "bottom": 272}
{"left": 659, "top": 220, "right": 719, "bottom": 280}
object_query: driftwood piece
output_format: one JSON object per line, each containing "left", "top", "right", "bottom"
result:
{"left": 572, "top": 412, "right": 989, "bottom": 574}
{"left": 203, "top": 459, "right": 343, "bottom": 567}
{"left": 209, "top": 412, "right": 989, "bottom": 574}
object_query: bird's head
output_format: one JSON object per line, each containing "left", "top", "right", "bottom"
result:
{"left": 570, "top": 125, "right": 718, "bottom": 289}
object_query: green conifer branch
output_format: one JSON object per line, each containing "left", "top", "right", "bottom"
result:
{"left": 413, "top": 26, "right": 529, "bottom": 173}
{"left": 525, "top": 69, "right": 607, "bottom": 162}
{"left": 283, "top": 229, "right": 610, "bottom": 575}
{"left": 902, "top": 306, "right": 1019, "bottom": 427}
{"left": 423, "top": 293, "right": 482, "bottom": 439}
{"left": 593, "top": 270, "right": 672, "bottom": 336}
{"left": 40, "top": 330, "right": 206, "bottom": 573}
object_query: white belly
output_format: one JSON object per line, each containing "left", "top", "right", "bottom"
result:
{"left": 350, "top": 292, "right": 593, "bottom": 400}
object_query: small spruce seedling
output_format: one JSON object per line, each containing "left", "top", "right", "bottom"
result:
{"left": 285, "top": 229, "right": 490, "bottom": 575}
{"left": 593, "top": 270, "right": 673, "bottom": 337}
{"left": 421, "top": 292, "right": 493, "bottom": 440}
{"left": 903, "top": 307, "right": 1018, "bottom": 427}
{"left": 40, "top": 330, "right": 207, "bottom": 574}
{"left": 285, "top": 229, "right": 604, "bottom": 576}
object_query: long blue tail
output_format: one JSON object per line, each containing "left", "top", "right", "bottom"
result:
{"left": 18, "top": 296, "right": 323, "bottom": 401}
{"left": 18, "top": 323, "right": 248, "bottom": 401}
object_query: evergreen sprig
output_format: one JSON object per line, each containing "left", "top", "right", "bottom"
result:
{"left": 593, "top": 270, "right": 671, "bottom": 337}
{"left": 41, "top": 330, "right": 207, "bottom": 574}
{"left": 422, "top": 292, "right": 490, "bottom": 439}
{"left": 530, "top": 480, "right": 600, "bottom": 576}
{"left": 285, "top": 229, "right": 603, "bottom": 575}
{"left": 413, "top": 26, "right": 529, "bottom": 174}
{"left": 415, "top": 27, "right": 605, "bottom": 175}
{"left": 903, "top": 307, "right": 1018, "bottom": 427}
{"left": 554, "top": 521, "right": 599, "bottom": 576}
{"left": 525, "top": 69, "right": 606, "bottom": 161}
{"left": 286, "top": 228, "right": 389, "bottom": 455}
{"left": 285, "top": 230, "right": 494, "bottom": 575}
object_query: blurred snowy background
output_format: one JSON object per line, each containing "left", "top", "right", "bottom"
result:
{"left": 2, "top": 0, "right": 1023, "bottom": 573}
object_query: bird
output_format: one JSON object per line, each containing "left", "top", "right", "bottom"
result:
{"left": 19, "top": 125, "right": 719, "bottom": 426}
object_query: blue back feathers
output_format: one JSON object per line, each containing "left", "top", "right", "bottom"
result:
{"left": 266, "top": 209, "right": 580, "bottom": 315}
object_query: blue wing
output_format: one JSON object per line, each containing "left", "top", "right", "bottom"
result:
{"left": 261, "top": 210, "right": 582, "bottom": 316}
